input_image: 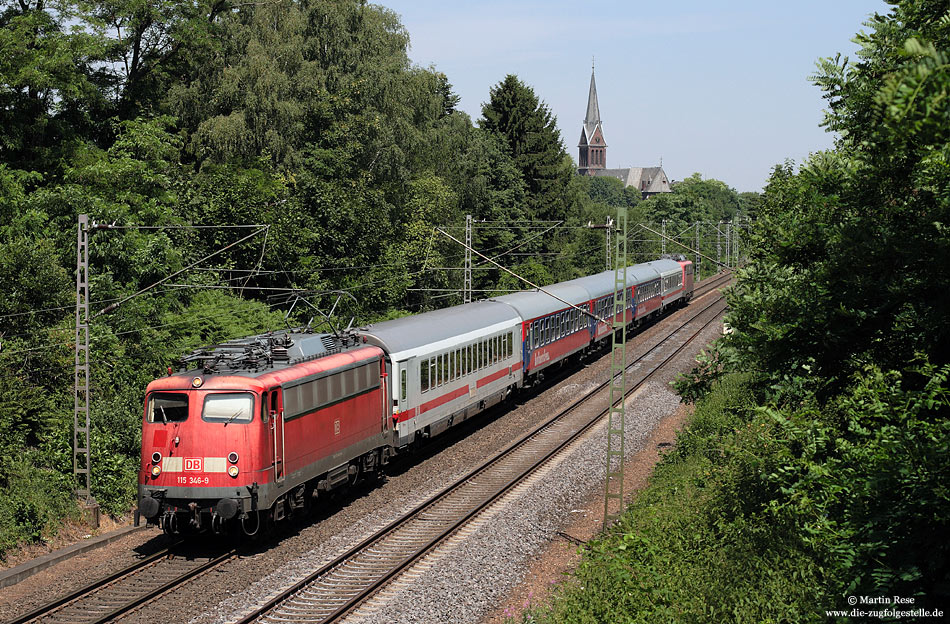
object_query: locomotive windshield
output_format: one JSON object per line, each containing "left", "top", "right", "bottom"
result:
{"left": 202, "top": 392, "right": 254, "bottom": 424}
{"left": 147, "top": 393, "right": 189, "bottom": 423}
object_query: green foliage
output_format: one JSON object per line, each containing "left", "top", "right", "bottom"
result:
{"left": 0, "top": 451, "right": 79, "bottom": 555}
{"left": 764, "top": 362, "right": 950, "bottom": 602}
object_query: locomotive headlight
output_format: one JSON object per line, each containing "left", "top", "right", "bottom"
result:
{"left": 227, "top": 451, "right": 239, "bottom": 464}
{"left": 151, "top": 464, "right": 162, "bottom": 478}
{"left": 151, "top": 451, "right": 162, "bottom": 464}
{"left": 227, "top": 465, "right": 240, "bottom": 478}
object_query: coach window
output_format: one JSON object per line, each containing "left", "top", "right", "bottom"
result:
{"left": 448, "top": 352, "right": 454, "bottom": 381}
{"left": 493, "top": 336, "right": 499, "bottom": 362}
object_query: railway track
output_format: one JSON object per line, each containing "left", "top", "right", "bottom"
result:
{"left": 236, "top": 283, "right": 728, "bottom": 624}
{"left": 693, "top": 269, "right": 732, "bottom": 298}
{"left": 8, "top": 544, "right": 237, "bottom": 624}
{"left": 8, "top": 272, "right": 730, "bottom": 624}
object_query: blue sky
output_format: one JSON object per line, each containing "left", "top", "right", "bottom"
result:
{"left": 378, "top": 0, "right": 886, "bottom": 192}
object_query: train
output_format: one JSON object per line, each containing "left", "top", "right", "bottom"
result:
{"left": 136, "top": 256, "right": 694, "bottom": 535}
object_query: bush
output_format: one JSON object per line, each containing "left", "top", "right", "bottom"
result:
{"left": 0, "top": 451, "right": 79, "bottom": 559}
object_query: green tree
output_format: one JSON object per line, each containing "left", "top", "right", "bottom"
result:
{"left": 479, "top": 74, "right": 572, "bottom": 223}
{"left": 711, "top": 0, "right": 950, "bottom": 607}
{"left": 0, "top": 1, "right": 104, "bottom": 172}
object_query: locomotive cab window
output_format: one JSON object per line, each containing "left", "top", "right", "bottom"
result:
{"left": 147, "top": 392, "right": 189, "bottom": 423}
{"left": 202, "top": 392, "right": 254, "bottom": 424}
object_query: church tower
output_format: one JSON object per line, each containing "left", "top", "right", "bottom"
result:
{"left": 578, "top": 65, "right": 606, "bottom": 175}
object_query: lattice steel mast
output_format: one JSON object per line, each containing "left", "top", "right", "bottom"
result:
{"left": 603, "top": 207, "right": 627, "bottom": 529}
{"left": 74, "top": 215, "right": 92, "bottom": 501}
{"left": 463, "top": 214, "right": 473, "bottom": 304}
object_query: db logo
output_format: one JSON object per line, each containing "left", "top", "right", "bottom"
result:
{"left": 184, "top": 457, "right": 203, "bottom": 472}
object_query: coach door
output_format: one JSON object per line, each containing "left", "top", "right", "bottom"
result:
{"left": 269, "top": 389, "right": 285, "bottom": 482}
{"left": 397, "top": 360, "right": 408, "bottom": 421}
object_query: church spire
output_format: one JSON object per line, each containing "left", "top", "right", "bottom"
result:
{"left": 578, "top": 63, "right": 606, "bottom": 175}
{"left": 584, "top": 62, "right": 601, "bottom": 133}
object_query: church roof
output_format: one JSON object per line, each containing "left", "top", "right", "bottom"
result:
{"left": 593, "top": 166, "right": 671, "bottom": 195}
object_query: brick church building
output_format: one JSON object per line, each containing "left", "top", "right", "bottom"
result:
{"left": 577, "top": 67, "right": 671, "bottom": 199}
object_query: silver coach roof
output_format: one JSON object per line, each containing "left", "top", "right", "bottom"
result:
{"left": 491, "top": 281, "right": 591, "bottom": 321}
{"left": 357, "top": 300, "right": 520, "bottom": 357}
{"left": 626, "top": 263, "right": 662, "bottom": 285}
{"left": 569, "top": 265, "right": 662, "bottom": 299}
{"left": 642, "top": 258, "right": 682, "bottom": 276}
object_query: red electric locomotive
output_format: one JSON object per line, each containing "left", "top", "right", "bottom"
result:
{"left": 137, "top": 331, "right": 392, "bottom": 535}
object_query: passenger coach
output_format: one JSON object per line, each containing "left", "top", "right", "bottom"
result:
{"left": 358, "top": 301, "right": 522, "bottom": 450}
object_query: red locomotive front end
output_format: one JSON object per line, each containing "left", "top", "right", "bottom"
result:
{"left": 137, "top": 331, "right": 393, "bottom": 536}
{"left": 138, "top": 373, "right": 268, "bottom": 534}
